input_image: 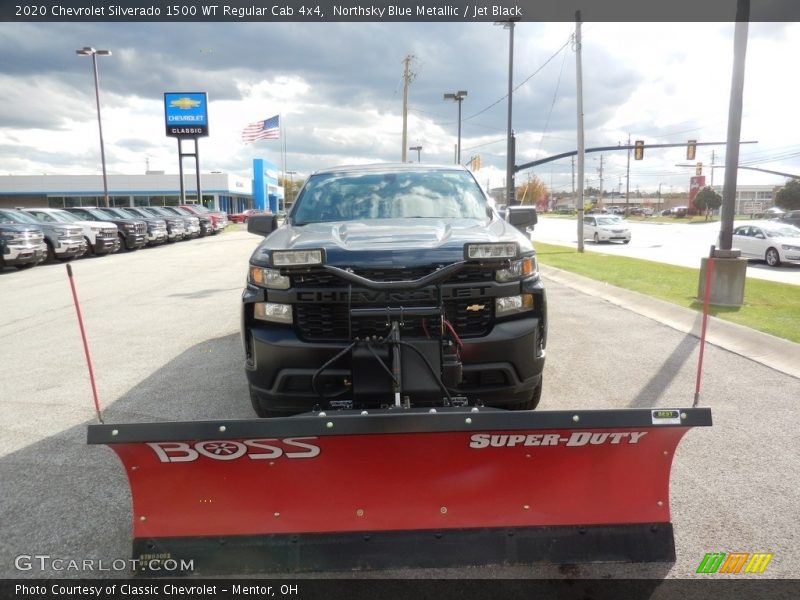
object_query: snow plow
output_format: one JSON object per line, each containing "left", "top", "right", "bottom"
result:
{"left": 78, "top": 165, "right": 713, "bottom": 574}
{"left": 87, "top": 406, "right": 711, "bottom": 573}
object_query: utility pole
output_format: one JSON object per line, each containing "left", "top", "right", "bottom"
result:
{"left": 575, "top": 11, "right": 585, "bottom": 252}
{"left": 401, "top": 55, "right": 413, "bottom": 163}
{"left": 571, "top": 155, "right": 575, "bottom": 205}
{"left": 598, "top": 154, "right": 604, "bottom": 205}
{"left": 710, "top": 149, "right": 716, "bottom": 188}
{"left": 625, "top": 133, "right": 631, "bottom": 216}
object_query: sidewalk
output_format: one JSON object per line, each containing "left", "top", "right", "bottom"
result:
{"left": 541, "top": 264, "right": 800, "bottom": 380}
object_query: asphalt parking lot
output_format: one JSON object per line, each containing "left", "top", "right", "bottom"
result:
{"left": 0, "top": 227, "right": 798, "bottom": 580}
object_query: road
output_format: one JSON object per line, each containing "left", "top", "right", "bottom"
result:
{"left": 532, "top": 216, "right": 800, "bottom": 286}
{"left": 0, "top": 227, "right": 798, "bottom": 581}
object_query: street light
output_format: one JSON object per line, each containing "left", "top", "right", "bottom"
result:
{"left": 495, "top": 18, "right": 519, "bottom": 205}
{"left": 76, "top": 46, "right": 112, "bottom": 207}
{"left": 443, "top": 90, "right": 467, "bottom": 164}
{"left": 408, "top": 145, "right": 422, "bottom": 163}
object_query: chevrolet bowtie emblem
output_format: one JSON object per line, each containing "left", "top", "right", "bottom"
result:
{"left": 465, "top": 304, "right": 486, "bottom": 312}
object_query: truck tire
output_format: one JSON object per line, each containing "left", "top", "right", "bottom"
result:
{"left": 508, "top": 378, "right": 542, "bottom": 411}
{"left": 249, "top": 386, "right": 285, "bottom": 418}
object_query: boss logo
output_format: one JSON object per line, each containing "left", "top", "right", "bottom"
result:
{"left": 147, "top": 438, "right": 320, "bottom": 463}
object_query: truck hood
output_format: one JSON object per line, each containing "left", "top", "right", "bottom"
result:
{"left": 252, "top": 218, "right": 533, "bottom": 267}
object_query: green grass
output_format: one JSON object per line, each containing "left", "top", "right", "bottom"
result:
{"left": 534, "top": 241, "right": 800, "bottom": 344}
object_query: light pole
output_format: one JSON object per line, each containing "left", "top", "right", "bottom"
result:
{"left": 658, "top": 182, "right": 663, "bottom": 215}
{"left": 496, "top": 18, "right": 519, "bottom": 205}
{"left": 409, "top": 145, "right": 422, "bottom": 163}
{"left": 76, "top": 47, "right": 112, "bottom": 207}
{"left": 286, "top": 171, "right": 297, "bottom": 209}
{"left": 443, "top": 91, "right": 467, "bottom": 164}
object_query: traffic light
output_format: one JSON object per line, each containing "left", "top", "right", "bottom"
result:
{"left": 634, "top": 140, "right": 644, "bottom": 160}
{"left": 687, "top": 139, "right": 697, "bottom": 160}
{"left": 696, "top": 162, "right": 703, "bottom": 176}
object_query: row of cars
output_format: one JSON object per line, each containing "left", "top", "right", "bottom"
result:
{"left": 0, "top": 204, "right": 229, "bottom": 271}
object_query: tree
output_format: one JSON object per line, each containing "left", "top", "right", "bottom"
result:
{"left": 693, "top": 186, "right": 722, "bottom": 221}
{"left": 517, "top": 175, "right": 548, "bottom": 206}
{"left": 775, "top": 179, "right": 800, "bottom": 210}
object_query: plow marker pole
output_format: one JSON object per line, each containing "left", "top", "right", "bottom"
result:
{"left": 88, "top": 407, "right": 711, "bottom": 574}
{"left": 67, "top": 264, "right": 103, "bottom": 424}
{"left": 694, "top": 256, "right": 715, "bottom": 408}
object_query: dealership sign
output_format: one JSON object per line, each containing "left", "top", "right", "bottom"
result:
{"left": 164, "top": 92, "right": 209, "bottom": 137}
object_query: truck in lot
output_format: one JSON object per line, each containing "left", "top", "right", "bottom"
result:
{"left": 23, "top": 207, "right": 120, "bottom": 256}
{"left": 97, "top": 207, "right": 167, "bottom": 246}
{"left": 242, "top": 164, "right": 546, "bottom": 417}
{"left": 0, "top": 208, "right": 85, "bottom": 261}
{"left": 0, "top": 220, "right": 46, "bottom": 269}
{"left": 64, "top": 207, "right": 147, "bottom": 251}
{"left": 180, "top": 203, "right": 228, "bottom": 233}
{"left": 124, "top": 206, "right": 186, "bottom": 242}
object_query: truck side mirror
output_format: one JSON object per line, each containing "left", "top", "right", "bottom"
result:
{"left": 247, "top": 214, "right": 278, "bottom": 236}
{"left": 506, "top": 206, "right": 537, "bottom": 232}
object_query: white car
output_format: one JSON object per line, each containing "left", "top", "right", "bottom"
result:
{"left": 583, "top": 215, "right": 631, "bottom": 244}
{"left": 731, "top": 222, "right": 800, "bottom": 267}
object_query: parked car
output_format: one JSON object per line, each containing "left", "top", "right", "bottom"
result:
{"left": 160, "top": 206, "right": 213, "bottom": 236}
{"left": 0, "top": 220, "right": 46, "bottom": 270}
{"left": 179, "top": 204, "right": 228, "bottom": 233}
{"left": 64, "top": 207, "right": 147, "bottom": 251}
{"left": 671, "top": 206, "right": 689, "bottom": 217}
{"left": 23, "top": 208, "right": 119, "bottom": 256}
{"left": 0, "top": 208, "right": 85, "bottom": 261}
{"left": 731, "top": 221, "right": 800, "bottom": 267}
{"left": 775, "top": 210, "right": 800, "bottom": 228}
{"left": 96, "top": 207, "right": 167, "bottom": 246}
{"left": 764, "top": 207, "right": 785, "bottom": 218}
{"left": 228, "top": 208, "right": 267, "bottom": 224}
{"left": 583, "top": 215, "right": 631, "bottom": 244}
{"left": 137, "top": 206, "right": 201, "bottom": 239}
{"left": 124, "top": 207, "right": 186, "bottom": 242}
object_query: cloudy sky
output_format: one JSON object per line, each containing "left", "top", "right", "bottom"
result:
{"left": 0, "top": 19, "right": 798, "bottom": 195}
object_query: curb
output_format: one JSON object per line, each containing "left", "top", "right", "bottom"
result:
{"left": 540, "top": 264, "right": 800, "bottom": 380}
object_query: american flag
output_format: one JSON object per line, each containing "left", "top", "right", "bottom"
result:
{"left": 241, "top": 114, "right": 280, "bottom": 143}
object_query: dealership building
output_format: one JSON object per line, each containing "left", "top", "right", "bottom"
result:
{"left": 0, "top": 164, "right": 284, "bottom": 214}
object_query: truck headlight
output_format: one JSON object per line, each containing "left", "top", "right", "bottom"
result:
{"left": 54, "top": 227, "right": 70, "bottom": 238}
{"left": 271, "top": 249, "right": 324, "bottom": 267}
{"left": 495, "top": 294, "right": 534, "bottom": 317}
{"left": 249, "top": 266, "right": 290, "bottom": 289}
{"left": 253, "top": 302, "right": 293, "bottom": 324}
{"left": 464, "top": 242, "right": 518, "bottom": 260}
{"left": 496, "top": 256, "right": 537, "bottom": 282}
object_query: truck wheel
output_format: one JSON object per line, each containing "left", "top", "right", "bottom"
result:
{"left": 593, "top": 233, "right": 600, "bottom": 244}
{"left": 14, "top": 262, "right": 36, "bottom": 270}
{"left": 82, "top": 237, "right": 93, "bottom": 256}
{"left": 249, "top": 386, "right": 283, "bottom": 418}
{"left": 45, "top": 240, "right": 56, "bottom": 262}
{"left": 509, "top": 379, "right": 542, "bottom": 411}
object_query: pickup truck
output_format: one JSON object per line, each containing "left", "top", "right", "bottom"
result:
{"left": 0, "top": 221, "right": 46, "bottom": 269}
{"left": 64, "top": 207, "right": 147, "bottom": 251}
{"left": 242, "top": 164, "right": 546, "bottom": 417}
{"left": 23, "top": 208, "right": 120, "bottom": 256}
{"left": 0, "top": 209, "right": 85, "bottom": 261}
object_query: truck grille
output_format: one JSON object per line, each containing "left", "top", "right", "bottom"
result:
{"left": 295, "top": 298, "right": 493, "bottom": 342}
{"left": 293, "top": 267, "right": 494, "bottom": 288}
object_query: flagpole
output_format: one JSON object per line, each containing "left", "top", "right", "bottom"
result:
{"left": 280, "top": 113, "right": 286, "bottom": 213}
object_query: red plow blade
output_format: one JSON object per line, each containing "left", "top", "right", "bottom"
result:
{"left": 88, "top": 407, "right": 711, "bottom": 574}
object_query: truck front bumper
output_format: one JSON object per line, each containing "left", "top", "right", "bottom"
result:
{"left": 244, "top": 315, "right": 545, "bottom": 416}
{"left": 3, "top": 242, "right": 46, "bottom": 266}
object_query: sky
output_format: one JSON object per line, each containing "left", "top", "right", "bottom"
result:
{"left": 0, "top": 19, "right": 798, "bottom": 196}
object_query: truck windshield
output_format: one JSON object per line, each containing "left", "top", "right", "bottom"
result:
{"left": 292, "top": 169, "right": 489, "bottom": 225}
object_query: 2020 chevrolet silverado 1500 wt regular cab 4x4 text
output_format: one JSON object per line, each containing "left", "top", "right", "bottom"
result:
{"left": 242, "top": 164, "right": 546, "bottom": 417}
